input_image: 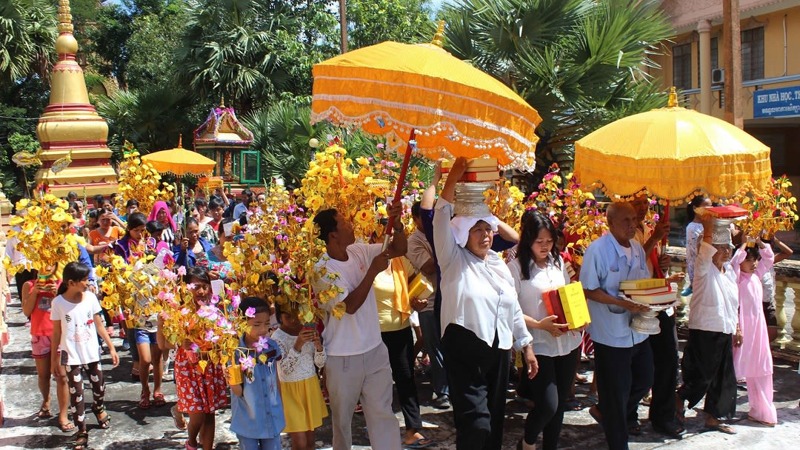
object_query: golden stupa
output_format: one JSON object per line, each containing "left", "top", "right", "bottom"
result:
{"left": 34, "top": 0, "right": 117, "bottom": 197}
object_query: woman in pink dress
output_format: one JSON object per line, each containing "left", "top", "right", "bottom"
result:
{"left": 731, "top": 240, "right": 776, "bottom": 426}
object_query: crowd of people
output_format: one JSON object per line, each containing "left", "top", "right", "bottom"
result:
{"left": 1, "top": 155, "right": 796, "bottom": 450}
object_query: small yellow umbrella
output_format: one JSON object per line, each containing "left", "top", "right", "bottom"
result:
{"left": 574, "top": 88, "right": 771, "bottom": 204}
{"left": 312, "top": 23, "right": 541, "bottom": 170}
{"left": 141, "top": 136, "right": 217, "bottom": 176}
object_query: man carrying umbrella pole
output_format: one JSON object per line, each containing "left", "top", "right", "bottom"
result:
{"left": 312, "top": 203, "right": 407, "bottom": 450}
{"left": 579, "top": 202, "right": 653, "bottom": 450}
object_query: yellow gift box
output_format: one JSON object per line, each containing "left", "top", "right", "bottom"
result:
{"left": 557, "top": 282, "right": 591, "bottom": 330}
{"left": 408, "top": 274, "right": 433, "bottom": 300}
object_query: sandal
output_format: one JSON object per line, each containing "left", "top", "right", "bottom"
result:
{"left": 73, "top": 431, "right": 89, "bottom": 450}
{"left": 404, "top": 437, "right": 434, "bottom": 449}
{"left": 36, "top": 407, "right": 53, "bottom": 419}
{"left": 92, "top": 404, "right": 111, "bottom": 429}
{"left": 59, "top": 420, "right": 76, "bottom": 432}
{"left": 152, "top": 392, "right": 166, "bottom": 407}
{"left": 171, "top": 405, "right": 187, "bottom": 430}
{"left": 138, "top": 391, "right": 151, "bottom": 409}
{"left": 701, "top": 422, "right": 736, "bottom": 435}
{"left": 747, "top": 415, "right": 776, "bottom": 427}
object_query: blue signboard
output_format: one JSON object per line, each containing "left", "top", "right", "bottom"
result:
{"left": 754, "top": 85, "right": 800, "bottom": 118}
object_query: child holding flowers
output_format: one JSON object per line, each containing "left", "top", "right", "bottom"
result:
{"left": 50, "top": 262, "right": 119, "bottom": 450}
{"left": 272, "top": 303, "right": 328, "bottom": 450}
{"left": 229, "top": 297, "right": 285, "bottom": 450}
{"left": 157, "top": 266, "right": 228, "bottom": 450}
{"left": 21, "top": 266, "right": 72, "bottom": 431}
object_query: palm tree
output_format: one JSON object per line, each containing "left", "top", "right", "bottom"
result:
{"left": 441, "top": 0, "right": 673, "bottom": 175}
{"left": 175, "top": 0, "right": 337, "bottom": 114}
{"left": 243, "top": 98, "right": 329, "bottom": 188}
{"left": 0, "top": 0, "right": 56, "bottom": 85}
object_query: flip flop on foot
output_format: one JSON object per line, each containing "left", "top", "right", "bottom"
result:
{"left": 171, "top": 405, "right": 187, "bottom": 430}
{"left": 404, "top": 438, "right": 434, "bottom": 449}
{"left": 701, "top": 422, "right": 736, "bottom": 435}
{"left": 747, "top": 415, "right": 776, "bottom": 427}
{"left": 58, "top": 421, "right": 76, "bottom": 432}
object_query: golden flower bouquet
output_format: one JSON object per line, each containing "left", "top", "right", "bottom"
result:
{"left": 157, "top": 266, "right": 250, "bottom": 369}
{"left": 730, "top": 175, "right": 799, "bottom": 242}
{"left": 4, "top": 193, "right": 85, "bottom": 276}
{"left": 116, "top": 141, "right": 174, "bottom": 214}
{"left": 526, "top": 164, "right": 608, "bottom": 266}
{"left": 485, "top": 179, "right": 526, "bottom": 232}
{"left": 94, "top": 247, "right": 162, "bottom": 323}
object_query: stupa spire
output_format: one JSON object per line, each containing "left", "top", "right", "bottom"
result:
{"left": 35, "top": 0, "right": 117, "bottom": 197}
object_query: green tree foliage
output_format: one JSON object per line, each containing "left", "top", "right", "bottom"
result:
{"left": 347, "top": 0, "right": 434, "bottom": 49}
{"left": 0, "top": 0, "right": 56, "bottom": 84}
{"left": 176, "top": 0, "right": 338, "bottom": 113}
{"left": 243, "top": 97, "right": 328, "bottom": 188}
{"left": 126, "top": 1, "right": 189, "bottom": 89}
{"left": 441, "top": 0, "right": 673, "bottom": 173}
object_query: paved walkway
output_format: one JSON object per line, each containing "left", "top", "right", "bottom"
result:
{"left": 2, "top": 289, "right": 800, "bottom": 449}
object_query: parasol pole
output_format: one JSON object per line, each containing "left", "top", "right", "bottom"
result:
{"left": 382, "top": 129, "right": 416, "bottom": 250}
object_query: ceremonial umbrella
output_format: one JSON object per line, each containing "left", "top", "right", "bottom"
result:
{"left": 574, "top": 88, "right": 771, "bottom": 205}
{"left": 141, "top": 136, "right": 216, "bottom": 176}
{"left": 311, "top": 23, "right": 542, "bottom": 233}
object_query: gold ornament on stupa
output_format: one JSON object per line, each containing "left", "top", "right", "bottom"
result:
{"left": 34, "top": 0, "right": 117, "bottom": 197}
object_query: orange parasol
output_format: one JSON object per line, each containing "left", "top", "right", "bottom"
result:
{"left": 311, "top": 22, "right": 541, "bottom": 234}
{"left": 141, "top": 136, "right": 217, "bottom": 176}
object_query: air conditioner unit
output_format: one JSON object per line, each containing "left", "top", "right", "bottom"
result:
{"left": 712, "top": 68, "right": 725, "bottom": 85}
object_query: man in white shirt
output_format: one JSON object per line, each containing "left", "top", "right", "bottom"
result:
{"left": 677, "top": 213, "right": 739, "bottom": 434}
{"left": 312, "top": 204, "right": 407, "bottom": 450}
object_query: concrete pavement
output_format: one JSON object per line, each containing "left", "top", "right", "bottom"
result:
{"left": 2, "top": 291, "right": 800, "bottom": 449}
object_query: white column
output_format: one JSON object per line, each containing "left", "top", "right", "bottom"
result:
{"left": 698, "top": 20, "right": 712, "bottom": 114}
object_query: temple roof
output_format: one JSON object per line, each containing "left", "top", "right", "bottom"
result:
{"left": 193, "top": 100, "right": 254, "bottom": 150}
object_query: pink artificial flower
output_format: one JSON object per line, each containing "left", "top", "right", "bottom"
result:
{"left": 239, "top": 355, "right": 256, "bottom": 371}
{"left": 245, "top": 307, "right": 256, "bottom": 318}
{"left": 177, "top": 266, "right": 187, "bottom": 277}
{"left": 254, "top": 336, "right": 270, "bottom": 353}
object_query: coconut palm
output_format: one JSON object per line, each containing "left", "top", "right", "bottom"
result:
{"left": 0, "top": 0, "right": 56, "bottom": 85}
{"left": 441, "top": 0, "right": 673, "bottom": 174}
{"left": 242, "top": 98, "right": 329, "bottom": 188}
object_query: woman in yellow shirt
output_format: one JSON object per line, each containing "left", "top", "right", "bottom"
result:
{"left": 374, "top": 256, "right": 433, "bottom": 449}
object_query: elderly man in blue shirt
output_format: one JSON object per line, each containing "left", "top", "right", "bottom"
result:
{"left": 580, "top": 202, "right": 653, "bottom": 450}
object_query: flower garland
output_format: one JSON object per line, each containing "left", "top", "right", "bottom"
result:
{"left": 116, "top": 141, "right": 174, "bottom": 214}
{"left": 4, "top": 193, "right": 85, "bottom": 276}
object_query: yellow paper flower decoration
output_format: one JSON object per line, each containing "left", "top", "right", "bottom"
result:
{"left": 116, "top": 141, "right": 174, "bottom": 214}
{"left": 730, "top": 175, "right": 799, "bottom": 241}
{"left": 4, "top": 193, "right": 86, "bottom": 276}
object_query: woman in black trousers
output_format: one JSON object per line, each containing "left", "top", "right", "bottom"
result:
{"left": 508, "top": 211, "right": 582, "bottom": 450}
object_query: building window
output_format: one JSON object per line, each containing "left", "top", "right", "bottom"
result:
{"left": 742, "top": 27, "right": 764, "bottom": 81}
{"left": 672, "top": 43, "right": 692, "bottom": 90}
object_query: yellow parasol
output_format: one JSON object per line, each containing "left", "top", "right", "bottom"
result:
{"left": 574, "top": 87, "right": 771, "bottom": 204}
{"left": 141, "top": 136, "right": 217, "bottom": 176}
{"left": 311, "top": 22, "right": 541, "bottom": 171}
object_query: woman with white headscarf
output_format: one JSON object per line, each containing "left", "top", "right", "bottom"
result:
{"left": 433, "top": 157, "right": 537, "bottom": 450}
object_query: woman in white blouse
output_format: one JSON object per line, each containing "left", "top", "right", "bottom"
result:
{"left": 434, "top": 157, "right": 536, "bottom": 450}
{"left": 507, "top": 211, "right": 582, "bottom": 450}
